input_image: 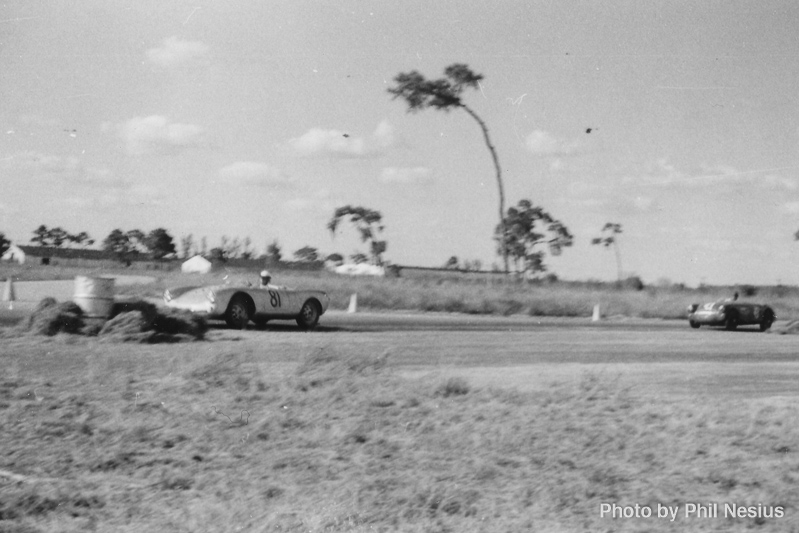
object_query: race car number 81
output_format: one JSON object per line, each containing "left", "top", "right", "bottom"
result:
{"left": 269, "top": 290, "right": 281, "bottom": 307}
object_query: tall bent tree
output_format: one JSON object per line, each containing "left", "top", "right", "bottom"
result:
{"left": 388, "top": 64, "right": 509, "bottom": 273}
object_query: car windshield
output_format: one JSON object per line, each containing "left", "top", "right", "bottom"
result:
{"left": 697, "top": 301, "right": 727, "bottom": 311}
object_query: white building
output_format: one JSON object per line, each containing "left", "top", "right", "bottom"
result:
{"left": 1, "top": 244, "right": 25, "bottom": 264}
{"left": 181, "top": 255, "right": 213, "bottom": 274}
{"left": 332, "top": 263, "right": 385, "bottom": 277}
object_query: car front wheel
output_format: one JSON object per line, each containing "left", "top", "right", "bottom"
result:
{"left": 225, "top": 296, "right": 250, "bottom": 329}
{"left": 689, "top": 320, "right": 700, "bottom": 329}
{"left": 760, "top": 319, "right": 773, "bottom": 332}
{"left": 296, "top": 300, "right": 320, "bottom": 329}
{"left": 724, "top": 315, "right": 738, "bottom": 331}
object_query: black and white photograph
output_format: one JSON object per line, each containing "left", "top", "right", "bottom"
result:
{"left": 2, "top": 1, "right": 799, "bottom": 531}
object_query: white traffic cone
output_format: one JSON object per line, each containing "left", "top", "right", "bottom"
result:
{"left": 592, "top": 303, "right": 601, "bottom": 322}
{"left": 3, "top": 278, "right": 15, "bottom": 310}
{"left": 347, "top": 293, "right": 358, "bottom": 313}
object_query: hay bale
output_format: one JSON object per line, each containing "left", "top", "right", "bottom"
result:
{"left": 109, "top": 300, "right": 158, "bottom": 329}
{"left": 18, "top": 299, "right": 85, "bottom": 336}
{"left": 10, "top": 297, "right": 207, "bottom": 343}
{"left": 97, "top": 303, "right": 207, "bottom": 343}
{"left": 34, "top": 297, "right": 58, "bottom": 313}
{"left": 152, "top": 308, "right": 207, "bottom": 340}
{"left": 100, "top": 311, "right": 148, "bottom": 334}
{"left": 98, "top": 311, "right": 156, "bottom": 343}
{"left": 81, "top": 321, "right": 104, "bottom": 337}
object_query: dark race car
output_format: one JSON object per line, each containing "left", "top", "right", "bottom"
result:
{"left": 687, "top": 300, "right": 775, "bottom": 331}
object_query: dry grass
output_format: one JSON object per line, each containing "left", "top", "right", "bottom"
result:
{"left": 1, "top": 342, "right": 798, "bottom": 532}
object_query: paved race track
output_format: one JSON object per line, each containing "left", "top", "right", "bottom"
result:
{"left": 206, "top": 311, "right": 799, "bottom": 402}
{"left": 2, "top": 297, "right": 797, "bottom": 401}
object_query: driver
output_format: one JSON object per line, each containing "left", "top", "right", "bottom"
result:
{"left": 259, "top": 270, "right": 273, "bottom": 288}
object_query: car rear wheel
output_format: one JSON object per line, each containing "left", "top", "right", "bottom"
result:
{"left": 296, "top": 300, "right": 320, "bottom": 329}
{"left": 724, "top": 314, "right": 738, "bottom": 331}
{"left": 689, "top": 320, "right": 700, "bottom": 329}
{"left": 225, "top": 296, "right": 250, "bottom": 329}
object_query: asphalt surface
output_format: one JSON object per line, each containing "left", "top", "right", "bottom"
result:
{"left": 3, "top": 280, "right": 797, "bottom": 401}
{"left": 316, "top": 310, "right": 685, "bottom": 332}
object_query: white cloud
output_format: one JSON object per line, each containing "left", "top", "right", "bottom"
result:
{"left": 146, "top": 36, "right": 209, "bottom": 67}
{"left": 119, "top": 115, "right": 206, "bottom": 156}
{"left": 284, "top": 198, "right": 315, "bottom": 211}
{"left": 287, "top": 120, "right": 396, "bottom": 158}
{"left": 289, "top": 128, "right": 367, "bottom": 157}
{"left": 779, "top": 201, "right": 799, "bottom": 214}
{"left": 762, "top": 174, "right": 799, "bottom": 191}
{"left": 379, "top": 166, "right": 433, "bottom": 185}
{"left": 525, "top": 130, "right": 580, "bottom": 156}
{"left": 8, "top": 151, "right": 80, "bottom": 174}
{"left": 17, "top": 114, "right": 61, "bottom": 129}
{"left": 628, "top": 160, "right": 799, "bottom": 191}
{"left": 567, "top": 180, "right": 602, "bottom": 196}
{"left": 632, "top": 196, "right": 654, "bottom": 211}
{"left": 218, "top": 161, "right": 291, "bottom": 187}
{"left": 372, "top": 120, "right": 395, "bottom": 149}
{"left": 0, "top": 202, "right": 19, "bottom": 216}
{"left": 285, "top": 189, "right": 335, "bottom": 212}
{"left": 3, "top": 151, "right": 126, "bottom": 186}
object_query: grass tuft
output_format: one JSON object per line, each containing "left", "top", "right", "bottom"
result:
{"left": 436, "top": 377, "right": 470, "bottom": 397}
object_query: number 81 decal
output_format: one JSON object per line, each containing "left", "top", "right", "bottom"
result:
{"left": 268, "top": 290, "right": 282, "bottom": 307}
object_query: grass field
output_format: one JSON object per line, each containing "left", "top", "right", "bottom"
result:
{"left": 4, "top": 263, "right": 799, "bottom": 320}
{"left": 2, "top": 334, "right": 798, "bottom": 532}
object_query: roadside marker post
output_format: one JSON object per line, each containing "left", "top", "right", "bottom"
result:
{"left": 592, "top": 303, "right": 601, "bottom": 322}
{"left": 3, "top": 278, "right": 15, "bottom": 310}
{"left": 348, "top": 293, "right": 358, "bottom": 313}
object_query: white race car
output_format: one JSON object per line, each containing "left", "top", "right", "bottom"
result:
{"left": 164, "top": 281, "right": 329, "bottom": 329}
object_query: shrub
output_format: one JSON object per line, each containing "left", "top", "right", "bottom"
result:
{"left": 436, "top": 377, "right": 470, "bottom": 397}
{"left": 739, "top": 285, "right": 758, "bottom": 297}
{"left": 621, "top": 276, "right": 645, "bottom": 291}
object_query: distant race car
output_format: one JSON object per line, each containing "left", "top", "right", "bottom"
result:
{"left": 687, "top": 300, "right": 775, "bottom": 331}
{"left": 164, "top": 281, "right": 330, "bottom": 329}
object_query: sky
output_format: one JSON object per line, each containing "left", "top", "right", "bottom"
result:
{"left": 2, "top": 1, "right": 799, "bottom": 286}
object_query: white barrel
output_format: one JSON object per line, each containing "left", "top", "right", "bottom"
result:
{"left": 73, "top": 276, "right": 115, "bottom": 318}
